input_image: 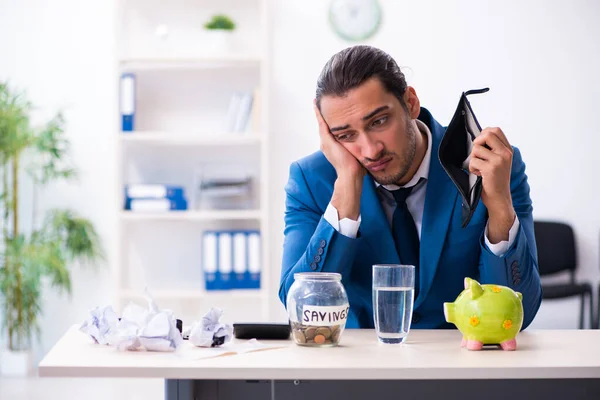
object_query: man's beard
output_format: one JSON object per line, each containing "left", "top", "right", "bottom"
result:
{"left": 366, "top": 119, "right": 418, "bottom": 186}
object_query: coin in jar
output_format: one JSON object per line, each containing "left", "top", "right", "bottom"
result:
{"left": 293, "top": 330, "right": 306, "bottom": 344}
{"left": 304, "top": 327, "right": 317, "bottom": 340}
{"left": 314, "top": 334, "right": 326, "bottom": 345}
{"left": 315, "top": 327, "right": 332, "bottom": 339}
{"left": 332, "top": 328, "right": 341, "bottom": 342}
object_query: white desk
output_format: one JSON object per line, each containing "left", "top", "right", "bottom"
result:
{"left": 39, "top": 326, "right": 600, "bottom": 400}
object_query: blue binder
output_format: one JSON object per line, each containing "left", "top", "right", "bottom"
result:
{"left": 202, "top": 231, "right": 220, "bottom": 291}
{"left": 246, "top": 230, "right": 261, "bottom": 289}
{"left": 124, "top": 197, "right": 188, "bottom": 211}
{"left": 232, "top": 231, "right": 248, "bottom": 289}
{"left": 120, "top": 73, "right": 136, "bottom": 132}
{"left": 125, "top": 184, "right": 185, "bottom": 199}
{"left": 218, "top": 231, "right": 233, "bottom": 290}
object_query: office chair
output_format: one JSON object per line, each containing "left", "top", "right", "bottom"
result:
{"left": 597, "top": 233, "right": 600, "bottom": 330}
{"left": 534, "top": 221, "right": 593, "bottom": 329}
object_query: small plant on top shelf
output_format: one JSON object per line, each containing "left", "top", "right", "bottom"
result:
{"left": 204, "top": 15, "right": 236, "bottom": 31}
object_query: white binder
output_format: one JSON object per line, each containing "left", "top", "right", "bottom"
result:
{"left": 202, "top": 232, "right": 218, "bottom": 290}
{"left": 247, "top": 231, "right": 261, "bottom": 288}
{"left": 218, "top": 232, "right": 233, "bottom": 288}
{"left": 120, "top": 73, "right": 135, "bottom": 132}
{"left": 233, "top": 232, "right": 247, "bottom": 288}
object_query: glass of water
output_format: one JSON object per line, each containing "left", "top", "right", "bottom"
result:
{"left": 372, "top": 264, "right": 415, "bottom": 344}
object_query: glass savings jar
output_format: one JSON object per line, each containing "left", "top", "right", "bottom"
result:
{"left": 287, "top": 272, "right": 349, "bottom": 347}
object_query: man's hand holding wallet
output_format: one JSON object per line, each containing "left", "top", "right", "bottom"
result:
{"left": 439, "top": 88, "right": 516, "bottom": 244}
{"left": 469, "top": 126, "right": 516, "bottom": 243}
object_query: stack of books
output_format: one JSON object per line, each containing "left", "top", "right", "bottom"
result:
{"left": 124, "top": 184, "right": 188, "bottom": 212}
{"left": 224, "top": 89, "right": 260, "bottom": 134}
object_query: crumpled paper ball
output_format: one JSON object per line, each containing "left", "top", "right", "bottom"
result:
{"left": 79, "top": 306, "right": 119, "bottom": 345}
{"left": 187, "top": 308, "right": 233, "bottom": 348}
{"left": 80, "top": 290, "right": 183, "bottom": 352}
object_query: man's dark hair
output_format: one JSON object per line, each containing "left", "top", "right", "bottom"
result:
{"left": 316, "top": 45, "right": 408, "bottom": 111}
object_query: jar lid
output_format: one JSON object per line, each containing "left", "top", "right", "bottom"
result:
{"left": 293, "top": 272, "right": 341, "bottom": 281}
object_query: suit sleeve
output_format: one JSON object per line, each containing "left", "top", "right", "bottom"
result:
{"left": 278, "top": 162, "right": 361, "bottom": 308}
{"left": 477, "top": 147, "right": 542, "bottom": 330}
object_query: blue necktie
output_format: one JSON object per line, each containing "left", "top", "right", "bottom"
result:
{"left": 389, "top": 179, "right": 423, "bottom": 297}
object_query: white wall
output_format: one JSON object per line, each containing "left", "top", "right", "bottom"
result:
{"left": 0, "top": 0, "right": 599, "bottom": 363}
{"left": 0, "top": 0, "right": 118, "bottom": 362}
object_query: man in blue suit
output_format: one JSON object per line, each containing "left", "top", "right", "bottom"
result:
{"left": 279, "top": 45, "right": 542, "bottom": 333}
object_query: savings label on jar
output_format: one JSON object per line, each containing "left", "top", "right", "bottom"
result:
{"left": 301, "top": 305, "right": 349, "bottom": 326}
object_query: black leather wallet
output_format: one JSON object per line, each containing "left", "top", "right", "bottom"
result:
{"left": 439, "top": 88, "right": 489, "bottom": 228}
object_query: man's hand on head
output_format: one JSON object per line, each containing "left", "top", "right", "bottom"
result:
{"left": 315, "top": 100, "right": 364, "bottom": 220}
{"left": 468, "top": 127, "right": 516, "bottom": 243}
{"left": 315, "top": 100, "right": 365, "bottom": 182}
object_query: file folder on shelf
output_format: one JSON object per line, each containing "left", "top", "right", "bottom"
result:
{"left": 218, "top": 232, "right": 233, "bottom": 290}
{"left": 125, "top": 197, "right": 188, "bottom": 212}
{"left": 232, "top": 231, "right": 247, "bottom": 289}
{"left": 125, "top": 184, "right": 184, "bottom": 199}
{"left": 120, "top": 73, "right": 136, "bottom": 132}
{"left": 247, "top": 231, "right": 261, "bottom": 289}
{"left": 202, "top": 231, "right": 219, "bottom": 291}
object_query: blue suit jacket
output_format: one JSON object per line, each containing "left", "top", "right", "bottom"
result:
{"left": 279, "top": 108, "right": 542, "bottom": 330}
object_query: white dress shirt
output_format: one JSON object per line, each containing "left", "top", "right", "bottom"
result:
{"left": 324, "top": 120, "right": 519, "bottom": 257}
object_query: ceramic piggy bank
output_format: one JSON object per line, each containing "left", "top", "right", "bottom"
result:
{"left": 444, "top": 277, "right": 523, "bottom": 351}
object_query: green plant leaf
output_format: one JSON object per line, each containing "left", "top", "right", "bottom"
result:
{"left": 0, "top": 83, "right": 35, "bottom": 163}
{"left": 204, "top": 14, "right": 236, "bottom": 30}
{"left": 42, "top": 209, "right": 105, "bottom": 265}
{"left": 0, "top": 234, "right": 43, "bottom": 350}
{"left": 28, "top": 113, "right": 77, "bottom": 185}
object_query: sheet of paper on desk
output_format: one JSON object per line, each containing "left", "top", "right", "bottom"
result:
{"left": 177, "top": 339, "right": 285, "bottom": 361}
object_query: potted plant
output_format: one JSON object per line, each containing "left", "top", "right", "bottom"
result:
{"left": 203, "top": 14, "right": 237, "bottom": 54}
{"left": 0, "top": 82, "right": 103, "bottom": 376}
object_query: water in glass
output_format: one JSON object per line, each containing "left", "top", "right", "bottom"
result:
{"left": 373, "top": 286, "right": 414, "bottom": 344}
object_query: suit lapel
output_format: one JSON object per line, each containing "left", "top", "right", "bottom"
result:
{"left": 359, "top": 175, "right": 400, "bottom": 265}
{"left": 415, "top": 111, "right": 458, "bottom": 309}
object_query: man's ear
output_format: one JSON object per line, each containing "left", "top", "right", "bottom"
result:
{"left": 404, "top": 86, "right": 421, "bottom": 119}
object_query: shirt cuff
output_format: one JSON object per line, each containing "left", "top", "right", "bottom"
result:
{"left": 484, "top": 216, "right": 520, "bottom": 257}
{"left": 324, "top": 202, "right": 361, "bottom": 239}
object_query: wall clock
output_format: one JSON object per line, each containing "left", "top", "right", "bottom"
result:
{"left": 329, "top": 0, "right": 382, "bottom": 42}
